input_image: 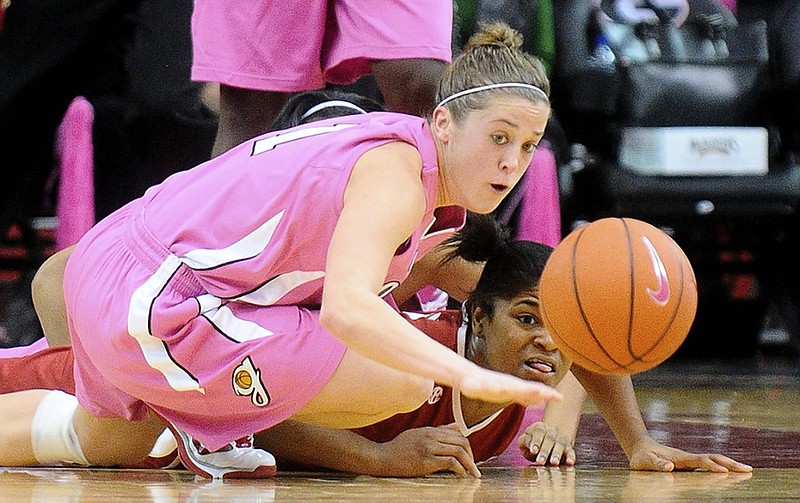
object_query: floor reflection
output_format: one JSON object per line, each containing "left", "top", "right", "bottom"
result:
{"left": 0, "top": 467, "right": 781, "bottom": 503}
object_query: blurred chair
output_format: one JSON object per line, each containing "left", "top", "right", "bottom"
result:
{"left": 551, "top": 0, "right": 800, "bottom": 358}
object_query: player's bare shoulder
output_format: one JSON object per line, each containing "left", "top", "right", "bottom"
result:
{"left": 349, "top": 141, "right": 426, "bottom": 211}
{"left": 359, "top": 141, "right": 423, "bottom": 177}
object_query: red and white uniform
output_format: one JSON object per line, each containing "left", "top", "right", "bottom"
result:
{"left": 191, "top": 0, "right": 453, "bottom": 91}
{"left": 62, "top": 112, "right": 465, "bottom": 450}
{"left": 353, "top": 310, "right": 527, "bottom": 463}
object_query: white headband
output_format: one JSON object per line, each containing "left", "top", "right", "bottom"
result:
{"left": 300, "top": 100, "right": 368, "bottom": 120}
{"left": 436, "top": 82, "right": 549, "bottom": 109}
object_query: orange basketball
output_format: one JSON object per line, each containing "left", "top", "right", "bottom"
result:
{"left": 539, "top": 218, "right": 698, "bottom": 375}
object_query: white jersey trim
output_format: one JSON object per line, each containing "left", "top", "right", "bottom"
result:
{"left": 233, "top": 270, "right": 326, "bottom": 306}
{"left": 202, "top": 305, "right": 275, "bottom": 342}
{"left": 128, "top": 254, "right": 205, "bottom": 394}
{"left": 180, "top": 210, "right": 285, "bottom": 270}
{"left": 452, "top": 319, "right": 505, "bottom": 437}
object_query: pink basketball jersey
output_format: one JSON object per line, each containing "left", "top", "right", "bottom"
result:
{"left": 64, "top": 112, "right": 466, "bottom": 449}
{"left": 140, "top": 112, "right": 464, "bottom": 306}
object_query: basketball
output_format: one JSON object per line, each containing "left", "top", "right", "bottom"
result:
{"left": 539, "top": 217, "right": 698, "bottom": 375}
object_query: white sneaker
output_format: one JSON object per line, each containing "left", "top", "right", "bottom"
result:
{"left": 168, "top": 423, "right": 276, "bottom": 479}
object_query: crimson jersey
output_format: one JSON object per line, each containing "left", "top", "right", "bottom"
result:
{"left": 353, "top": 310, "right": 526, "bottom": 463}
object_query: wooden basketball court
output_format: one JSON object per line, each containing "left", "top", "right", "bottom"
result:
{"left": 1, "top": 356, "right": 798, "bottom": 502}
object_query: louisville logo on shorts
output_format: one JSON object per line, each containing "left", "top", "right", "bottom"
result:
{"left": 232, "top": 356, "right": 271, "bottom": 407}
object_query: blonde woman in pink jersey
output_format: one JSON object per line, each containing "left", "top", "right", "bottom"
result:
{"left": 0, "top": 23, "right": 559, "bottom": 479}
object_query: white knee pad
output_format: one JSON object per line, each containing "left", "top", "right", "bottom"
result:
{"left": 31, "top": 390, "right": 90, "bottom": 466}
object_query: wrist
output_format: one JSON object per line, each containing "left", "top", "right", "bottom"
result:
{"left": 622, "top": 432, "right": 658, "bottom": 459}
{"left": 361, "top": 441, "right": 392, "bottom": 476}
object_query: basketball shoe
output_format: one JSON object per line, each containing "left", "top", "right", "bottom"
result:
{"left": 167, "top": 423, "right": 276, "bottom": 479}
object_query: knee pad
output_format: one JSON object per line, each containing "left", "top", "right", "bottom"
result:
{"left": 31, "top": 390, "right": 90, "bottom": 466}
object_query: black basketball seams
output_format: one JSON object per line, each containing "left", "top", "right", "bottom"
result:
{"left": 572, "top": 222, "right": 628, "bottom": 371}
{"left": 634, "top": 240, "right": 688, "bottom": 361}
{"left": 544, "top": 217, "right": 694, "bottom": 374}
{"left": 621, "top": 218, "right": 640, "bottom": 363}
{"left": 623, "top": 224, "right": 688, "bottom": 365}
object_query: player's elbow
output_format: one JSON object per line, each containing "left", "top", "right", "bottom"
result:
{"left": 319, "top": 296, "right": 356, "bottom": 343}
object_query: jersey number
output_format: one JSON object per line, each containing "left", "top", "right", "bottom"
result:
{"left": 251, "top": 123, "right": 357, "bottom": 156}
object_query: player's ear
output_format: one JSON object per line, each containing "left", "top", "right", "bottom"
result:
{"left": 471, "top": 305, "right": 487, "bottom": 338}
{"left": 431, "top": 106, "right": 451, "bottom": 144}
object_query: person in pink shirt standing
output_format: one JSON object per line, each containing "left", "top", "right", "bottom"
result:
{"left": 0, "top": 23, "right": 561, "bottom": 479}
{"left": 193, "top": 0, "right": 453, "bottom": 156}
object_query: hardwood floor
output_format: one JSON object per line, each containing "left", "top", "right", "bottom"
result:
{"left": 1, "top": 355, "right": 798, "bottom": 502}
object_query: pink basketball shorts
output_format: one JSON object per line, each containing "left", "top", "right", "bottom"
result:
{"left": 64, "top": 204, "right": 347, "bottom": 451}
{"left": 191, "top": 0, "right": 453, "bottom": 90}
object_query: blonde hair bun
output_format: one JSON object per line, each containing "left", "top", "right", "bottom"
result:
{"left": 464, "top": 21, "right": 523, "bottom": 52}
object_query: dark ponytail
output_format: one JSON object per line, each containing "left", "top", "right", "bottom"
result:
{"left": 442, "top": 213, "right": 510, "bottom": 263}
{"left": 445, "top": 213, "right": 553, "bottom": 319}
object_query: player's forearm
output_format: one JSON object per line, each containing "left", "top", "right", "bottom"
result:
{"left": 320, "top": 288, "right": 474, "bottom": 390}
{"left": 254, "top": 421, "right": 386, "bottom": 475}
{"left": 321, "top": 285, "right": 562, "bottom": 408}
{"left": 428, "top": 254, "right": 484, "bottom": 304}
{"left": 571, "top": 366, "right": 652, "bottom": 458}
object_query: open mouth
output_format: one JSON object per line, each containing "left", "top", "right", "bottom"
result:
{"left": 490, "top": 183, "right": 509, "bottom": 194}
{"left": 524, "top": 358, "right": 556, "bottom": 375}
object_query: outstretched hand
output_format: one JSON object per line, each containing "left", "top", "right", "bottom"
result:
{"left": 629, "top": 439, "right": 753, "bottom": 473}
{"left": 518, "top": 421, "right": 576, "bottom": 467}
{"left": 458, "top": 369, "right": 563, "bottom": 408}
